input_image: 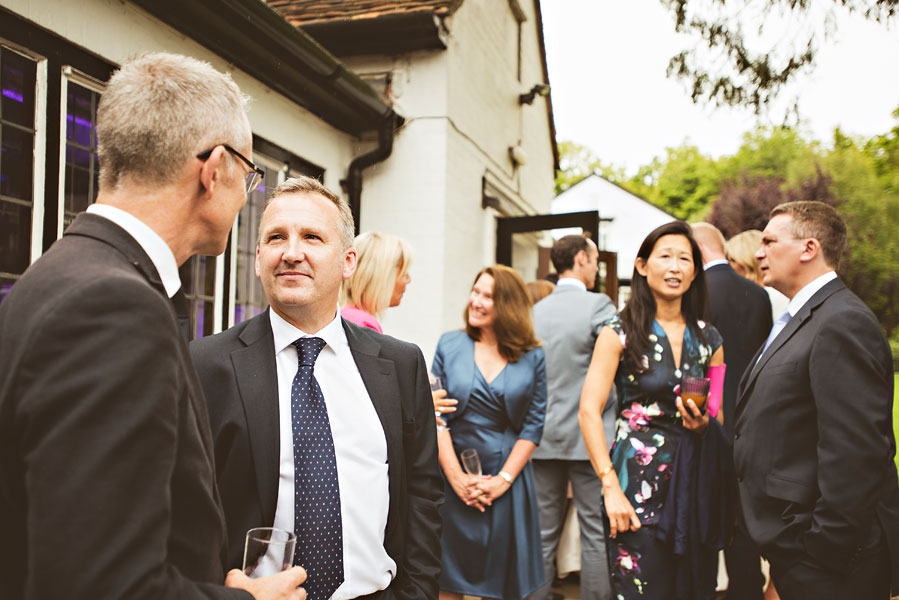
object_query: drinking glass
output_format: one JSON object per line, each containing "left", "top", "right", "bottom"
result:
{"left": 242, "top": 527, "right": 296, "bottom": 578}
{"left": 680, "top": 374, "right": 711, "bottom": 410}
{"left": 460, "top": 448, "right": 482, "bottom": 479}
{"left": 430, "top": 373, "right": 449, "bottom": 432}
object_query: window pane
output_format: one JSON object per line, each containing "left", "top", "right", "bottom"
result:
{"left": 66, "top": 81, "right": 94, "bottom": 146}
{"left": 62, "top": 79, "right": 101, "bottom": 230}
{"left": 1, "top": 48, "right": 36, "bottom": 127}
{"left": 179, "top": 255, "right": 217, "bottom": 339}
{"left": 234, "top": 163, "right": 279, "bottom": 324}
{"left": 0, "top": 200, "right": 31, "bottom": 275}
{"left": 65, "top": 145, "right": 92, "bottom": 214}
{"left": 0, "top": 125, "right": 34, "bottom": 201}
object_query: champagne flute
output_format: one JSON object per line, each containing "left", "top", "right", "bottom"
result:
{"left": 460, "top": 448, "right": 482, "bottom": 479}
{"left": 242, "top": 527, "right": 296, "bottom": 578}
{"left": 430, "top": 373, "right": 449, "bottom": 432}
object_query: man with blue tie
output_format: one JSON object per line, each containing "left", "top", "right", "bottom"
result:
{"left": 733, "top": 201, "right": 899, "bottom": 600}
{"left": 190, "top": 176, "right": 443, "bottom": 600}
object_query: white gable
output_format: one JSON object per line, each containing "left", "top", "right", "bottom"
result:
{"left": 552, "top": 174, "right": 675, "bottom": 281}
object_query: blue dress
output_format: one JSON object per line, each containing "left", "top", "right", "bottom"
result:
{"left": 432, "top": 330, "right": 547, "bottom": 600}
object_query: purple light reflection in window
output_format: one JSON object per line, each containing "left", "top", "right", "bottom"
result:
{"left": 1, "top": 88, "right": 23, "bottom": 103}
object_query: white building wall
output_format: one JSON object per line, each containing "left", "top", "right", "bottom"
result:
{"left": 553, "top": 175, "right": 675, "bottom": 282}
{"left": 343, "top": 1, "right": 556, "bottom": 361}
{"left": 3, "top": 0, "right": 358, "bottom": 188}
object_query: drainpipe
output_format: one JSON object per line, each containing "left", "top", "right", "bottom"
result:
{"left": 343, "top": 114, "right": 396, "bottom": 235}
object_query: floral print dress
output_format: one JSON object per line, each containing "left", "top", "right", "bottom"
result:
{"left": 604, "top": 315, "right": 722, "bottom": 599}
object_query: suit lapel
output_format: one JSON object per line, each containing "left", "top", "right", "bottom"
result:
{"left": 231, "top": 311, "right": 281, "bottom": 526}
{"left": 737, "top": 279, "right": 844, "bottom": 408}
{"left": 342, "top": 321, "right": 403, "bottom": 546}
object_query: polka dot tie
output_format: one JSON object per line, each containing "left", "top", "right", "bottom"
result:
{"left": 291, "top": 337, "right": 344, "bottom": 600}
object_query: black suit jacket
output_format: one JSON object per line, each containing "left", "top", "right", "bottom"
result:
{"left": 0, "top": 214, "right": 247, "bottom": 599}
{"left": 733, "top": 278, "right": 899, "bottom": 590}
{"left": 703, "top": 263, "right": 772, "bottom": 438}
{"left": 189, "top": 310, "right": 443, "bottom": 600}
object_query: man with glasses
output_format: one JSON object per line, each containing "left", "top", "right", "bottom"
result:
{"left": 0, "top": 53, "right": 304, "bottom": 599}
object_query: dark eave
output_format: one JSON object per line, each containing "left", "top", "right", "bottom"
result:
{"left": 130, "top": 0, "right": 399, "bottom": 137}
{"left": 299, "top": 10, "right": 448, "bottom": 57}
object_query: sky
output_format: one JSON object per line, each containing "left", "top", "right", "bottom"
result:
{"left": 541, "top": 0, "right": 899, "bottom": 176}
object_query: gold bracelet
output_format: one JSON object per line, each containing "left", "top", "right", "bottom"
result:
{"left": 597, "top": 463, "right": 615, "bottom": 479}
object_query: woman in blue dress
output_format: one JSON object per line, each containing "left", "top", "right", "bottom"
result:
{"left": 579, "top": 222, "right": 725, "bottom": 599}
{"left": 432, "top": 264, "right": 547, "bottom": 600}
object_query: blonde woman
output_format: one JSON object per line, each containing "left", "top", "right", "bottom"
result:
{"left": 725, "top": 230, "right": 788, "bottom": 320}
{"left": 340, "top": 231, "right": 413, "bottom": 333}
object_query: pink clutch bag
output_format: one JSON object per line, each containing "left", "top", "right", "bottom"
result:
{"left": 707, "top": 364, "right": 726, "bottom": 418}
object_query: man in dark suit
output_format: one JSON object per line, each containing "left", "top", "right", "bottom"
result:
{"left": 190, "top": 176, "right": 443, "bottom": 600}
{"left": 693, "top": 222, "right": 772, "bottom": 600}
{"left": 0, "top": 53, "right": 304, "bottom": 599}
{"left": 733, "top": 201, "right": 899, "bottom": 600}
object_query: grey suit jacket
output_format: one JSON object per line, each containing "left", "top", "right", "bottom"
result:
{"left": 532, "top": 284, "right": 617, "bottom": 461}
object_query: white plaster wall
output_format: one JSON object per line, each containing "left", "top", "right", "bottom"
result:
{"left": 3, "top": 0, "right": 357, "bottom": 188}
{"left": 553, "top": 176, "right": 675, "bottom": 280}
{"left": 342, "top": 50, "right": 452, "bottom": 361}
{"left": 517, "top": 0, "right": 556, "bottom": 211}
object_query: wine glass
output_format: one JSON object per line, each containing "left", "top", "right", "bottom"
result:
{"left": 680, "top": 374, "right": 711, "bottom": 411}
{"left": 460, "top": 448, "right": 482, "bottom": 479}
{"left": 242, "top": 527, "right": 296, "bottom": 578}
{"left": 430, "top": 373, "right": 449, "bottom": 432}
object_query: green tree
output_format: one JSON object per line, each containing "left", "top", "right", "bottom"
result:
{"left": 627, "top": 144, "right": 720, "bottom": 221}
{"left": 822, "top": 131, "right": 899, "bottom": 335}
{"left": 555, "top": 140, "right": 626, "bottom": 194}
{"left": 718, "top": 125, "right": 819, "bottom": 184}
{"left": 659, "top": 0, "right": 898, "bottom": 113}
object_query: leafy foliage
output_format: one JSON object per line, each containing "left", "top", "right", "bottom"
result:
{"left": 554, "top": 107, "right": 899, "bottom": 334}
{"left": 658, "top": 0, "right": 898, "bottom": 113}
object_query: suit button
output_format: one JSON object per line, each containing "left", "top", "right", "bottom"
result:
{"left": 737, "top": 476, "right": 743, "bottom": 482}
{"left": 734, "top": 433, "right": 741, "bottom": 441}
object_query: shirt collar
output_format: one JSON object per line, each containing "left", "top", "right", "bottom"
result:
{"left": 269, "top": 304, "right": 347, "bottom": 355}
{"left": 556, "top": 277, "right": 587, "bottom": 291}
{"left": 86, "top": 203, "right": 181, "bottom": 298}
{"left": 703, "top": 259, "right": 729, "bottom": 270}
{"left": 786, "top": 271, "right": 838, "bottom": 317}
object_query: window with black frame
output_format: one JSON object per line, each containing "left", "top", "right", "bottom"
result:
{"left": 0, "top": 45, "right": 37, "bottom": 303}
{"left": 61, "top": 73, "right": 102, "bottom": 231}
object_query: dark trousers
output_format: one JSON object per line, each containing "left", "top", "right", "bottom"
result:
{"left": 770, "top": 535, "right": 891, "bottom": 600}
{"left": 724, "top": 529, "right": 764, "bottom": 600}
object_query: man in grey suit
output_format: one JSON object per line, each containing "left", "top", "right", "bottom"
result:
{"left": 531, "top": 235, "right": 617, "bottom": 600}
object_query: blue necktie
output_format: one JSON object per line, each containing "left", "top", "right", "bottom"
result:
{"left": 291, "top": 337, "right": 344, "bottom": 600}
{"left": 760, "top": 310, "right": 792, "bottom": 357}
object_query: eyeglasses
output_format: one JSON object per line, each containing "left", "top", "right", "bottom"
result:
{"left": 196, "top": 144, "right": 265, "bottom": 194}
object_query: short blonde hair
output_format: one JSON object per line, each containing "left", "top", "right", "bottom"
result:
{"left": 725, "top": 230, "right": 764, "bottom": 285}
{"left": 341, "top": 232, "right": 413, "bottom": 317}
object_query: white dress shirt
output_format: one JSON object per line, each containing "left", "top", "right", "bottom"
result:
{"left": 86, "top": 204, "right": 181, "bottom": 298}
{"left": 785, "top": 271, "right": 838, "bottom": 318}
{"left": 269, "top": 308, "right": 394, "bottom": 599}
{"left": 556, "top": 277, "right": 587, "bottom": 291}
{"left": 703, "top": 258, "right": 729, "bottom": 270}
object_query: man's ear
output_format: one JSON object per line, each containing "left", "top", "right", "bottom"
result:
{"left": 575, "top": 249, "right": 587, "bottom": 267}
{"left": 799, "top": 237, "right": 822, "bottom": 264}
{"left": 343, "top": 246, "right": 358, "bottom": 280}
{"left": 198, "top": 146, "right": 227, "bottom": 198}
